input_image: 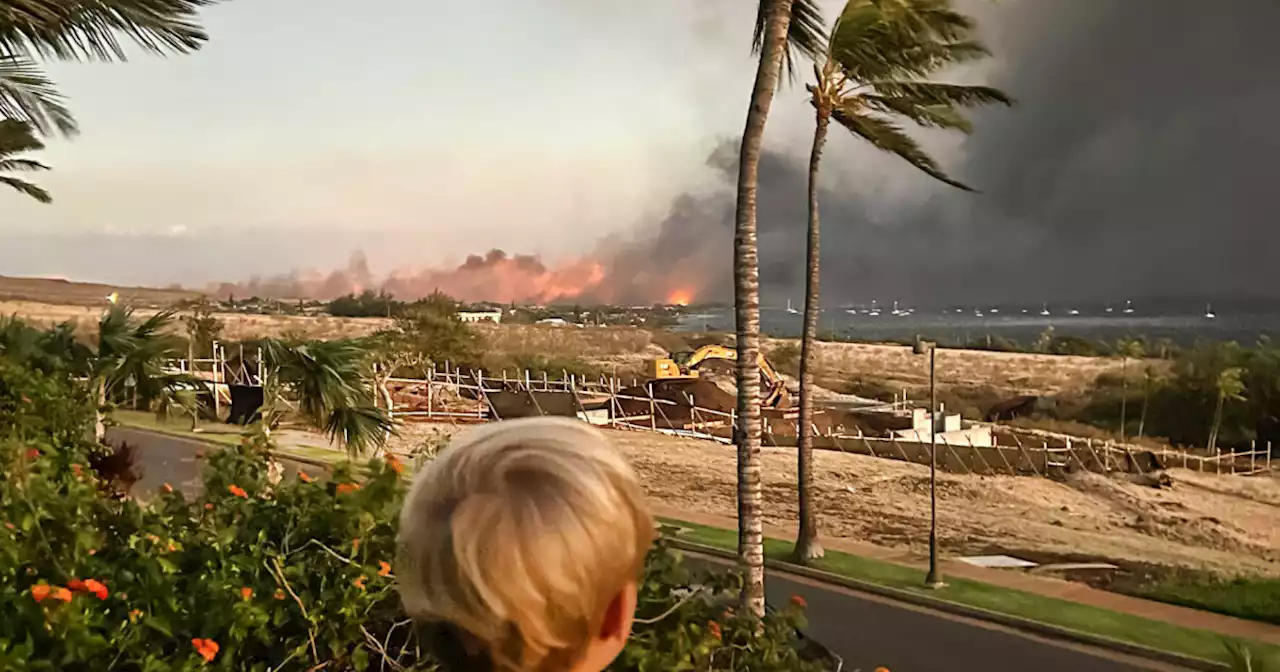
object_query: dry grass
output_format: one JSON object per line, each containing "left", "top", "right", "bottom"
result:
{"left": 4, "top": 287, "right": 1150, "bottom": 401}
{"left": 0, "top": 275, "right": 199, "bottom": 307}
{"left": 373, "top": 422, "right": 1279, "bottom": 579}
{"left": 0, "top": 299, "right": 390, "bottom": 341}
{"left": 767, "top": 337, "right": 1153, "bottom": 398}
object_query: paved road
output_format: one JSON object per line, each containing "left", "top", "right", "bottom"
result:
{"left": 111, "top": 427, "right": 1177, "bottom": 672}
{"left": 106, "top": 426, "right": 327, "bottom": 499}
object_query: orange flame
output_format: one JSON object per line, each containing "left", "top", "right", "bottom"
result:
{"left": 666, "top": 288, "right": 693, "bottom": 306}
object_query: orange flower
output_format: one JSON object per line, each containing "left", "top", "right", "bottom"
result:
{"left": 790, "top": 594, "right": 807, "bottom": 609}
{"left": 378, "top": 561, "right": 392, "bottom": 577}
{"left": 167, "top": 541, "right": 178, "bottom": 553}
{"left": 274, "top": 589, "right": 286, "bottom": 601}
{"left": 146, "top": 534, "right": 160, "bottom": 544}
{"left": 70, "top": 463, "right": 83, "bottom": 477}
{"left": 3, "top": 522, "right": 14, "bottom": 530}
{"left": 83, "top": 579, "right": 108, "bottom": 600}
{"left": 385, "top": 453, "right": 404, "bottom": 474}
{"left": 874, "top": 668, "right": 891, "bottom": 672}
{"left": 52, "top": 587, "right": 73, "bottom": 602}
{"left": 161, "top": 483, "right": 174, "bottom": 494}
{"left": 68, "top": 578, "right": 86, "bottom": 592}
{"left": 240, "top": 587, "right": 253, "bottom": 600}
{"left": 707, "top": 620, "right": 722, "bottom": 642}
{"left": 204, "top": 503, "right": 214, "bottom": 511}
{"left": 297, "top": 470, "right": 314, "bottom": 483}
{"left": 30, "top": 584, "right": 51, "bottom": 602}
{"left": 351, "top": 538, "right": 361, "bottom": 553}
{"left": 87, "top": 549, "right": 96, "bottom": 556}
{"left": 228, "top": 485, "right": 248, "bottom": 498}
{"left": 191, "top": 638, "right": 219, "bottom": 663}
{"left": 25, "top": 448, "right": 39, "bottom": 459}
{"left": 129, "top": 609, "right": 143, "bottom": 623}
{"left": 335, "top": 482, "right": 360, "bottom": 495}
{"left": 353, "top": 576, "right": 367, "bottom": 590}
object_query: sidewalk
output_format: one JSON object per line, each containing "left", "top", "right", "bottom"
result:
{"left": 650, "top": 503, "right": 1280, "bottom": 646}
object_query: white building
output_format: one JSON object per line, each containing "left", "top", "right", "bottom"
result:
{"left": 457, "top": 310, "right": 503, "bottom": 324}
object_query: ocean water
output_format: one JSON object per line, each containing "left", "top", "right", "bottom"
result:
{"left": 676, "top": 304, "right": 1280, "bottom": 348}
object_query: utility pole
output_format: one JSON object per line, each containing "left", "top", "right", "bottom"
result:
{"left": 914, "top": 337, "right": 945, "bottom": 589}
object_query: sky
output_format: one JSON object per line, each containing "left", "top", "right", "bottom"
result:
{"left": 4, "top": 0, "right": 1279, "bottom": 306}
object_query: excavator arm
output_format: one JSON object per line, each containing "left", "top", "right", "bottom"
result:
{"left": 670, "top": 345, "right": 790, "bottom": 408}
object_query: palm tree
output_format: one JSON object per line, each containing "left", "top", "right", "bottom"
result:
{"left": 733, "top": 0, "right": 826, "bottom": 618}
{"left": 0, "top": 118, "right": 49, "bottom": 202}
{"left": 1114, "top": 338, "right": 1146, "bottom": 441}
{"left": 91, "top": 306, "right": 188, "bottom": 441}
{"left": 0, "top": 0, "right": 219, "bottom": 136}
{"left": 793, "top": 0, "right": 1010, "bottom": 563}
{"left": 1207, "top": 366, "right": 1245, "bottom": 453}
{"left": 261, "top": 338, "right": 395, "bottom": 457}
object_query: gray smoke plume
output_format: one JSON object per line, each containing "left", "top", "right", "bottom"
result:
{"left": 678, "top": 0, "right": 1280, "bottom": 307}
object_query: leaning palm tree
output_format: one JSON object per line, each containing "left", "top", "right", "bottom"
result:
{"left": 0, "top": 118, "right": 49, "bottom": 202}
{"left": 261, "top": 338, "right": 395, "bottom": 457}
{"left": 793, "top": 0, "right": 1011, "bottom": 562}
{"left": 0, "top": 0, "right": 220, "bottom": 136}
{"left": 1207, "top": 366, "right": 1245, "bottom": 453}
{"left": 1114, "top": 337, "right": 1146, "bottom": 441}
{"left": 732, "top": 0, "right": 827, "bottom": 618}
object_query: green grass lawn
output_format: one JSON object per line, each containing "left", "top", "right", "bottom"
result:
{"left": 1129, "top": 575, "right": 1280, "bottom": 626}
{"left": 660, "top": 518, "right": 1280, "bottom": 665}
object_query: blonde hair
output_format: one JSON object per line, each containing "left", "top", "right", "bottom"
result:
{"left": 397, "top": 417, "right": 654, "bottom": 671}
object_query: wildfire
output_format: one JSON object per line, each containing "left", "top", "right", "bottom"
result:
{"left": 666, "top": 288, "right": 693, "bottom": 306}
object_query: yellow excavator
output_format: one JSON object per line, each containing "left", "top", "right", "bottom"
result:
{"left": 648, "top": 344, "right": 791, "bottom": 409}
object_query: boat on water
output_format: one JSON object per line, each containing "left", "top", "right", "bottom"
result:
{"left": 1205, "top": 303, "right": 1217, "bottom": 319}
{"left": 1068, "top": 308, "right": 1080, "bottom": 316}
{"left": 1040, "top": 303, "right": 1051, "bottom": 316}
{"left": 989, "top": 307, "right": 1000, "bottom": 314}
{"left": 786, "top": 299, "right": 799, "bottom": 315}
{"left": 1123, "top": 300, "right": 1135, "bottom": 314}
{"left": 868, "top": 300, "right": 881, "bottom": 317}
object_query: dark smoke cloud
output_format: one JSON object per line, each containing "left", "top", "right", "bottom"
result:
{"left": 662, "top": 0, "right": 1280, "bottom": 307}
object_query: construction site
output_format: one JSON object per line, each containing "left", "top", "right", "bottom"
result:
{"left": 166, "top": 339, "right": 1279, "bottom": 597}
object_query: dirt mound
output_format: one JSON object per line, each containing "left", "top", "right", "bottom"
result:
{"left": 614, "top": 379, "right": 735, "bottom": 426}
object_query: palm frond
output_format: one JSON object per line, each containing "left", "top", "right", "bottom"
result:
{"left": 0, "top": 0, "right": 220, "bottom": 62}
{"left": 832, "top": 107, "right": 973, "bottom": 191}
{"left": 322, "top": 405, "right": 396, "bottom": 458}
{"left": 754, "top": 0, "right": 829, "bottom": 86}
{"left": 869, "top": 81, "right": 1012, "bottom": 108}
{"left": 0, "top": 57, "right": 75, "bottom": 136}
{"left": 0, "top": 157, "right": 48, "bottom": 171}
{"left": 862, "top": 96, "right": 972, "bottom": 131}
{"left": 0, "top": 174, "right": 49, "bottom": 202}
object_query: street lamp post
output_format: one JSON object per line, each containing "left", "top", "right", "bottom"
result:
{"left": 913, "top": 337, "right": 945, "bottom": 589}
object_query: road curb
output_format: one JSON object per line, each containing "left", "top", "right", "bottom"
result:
{"left": 665, "top": 538, "right": 1228, "bottom": 672}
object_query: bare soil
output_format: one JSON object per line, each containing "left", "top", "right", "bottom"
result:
{"left": 610, "top": 430, "right": 1279, "bottom": 578}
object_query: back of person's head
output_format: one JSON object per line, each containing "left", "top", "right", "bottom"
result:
{"left": 397, "top": 417, "right": 654, "bottom": 672}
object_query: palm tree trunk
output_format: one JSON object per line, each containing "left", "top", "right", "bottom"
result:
{"left": 734, "top": 0, "right": 794, "bottom": 618}
{"left": 94, "top": 377, "right": 107, "bottom": 443}
{"left": 1138, "top": 369, "right": 1151, "bottom": 438}
{"left": 794, "top": 108, "right": 829, "bottom": 564}
{"left": 1208, "top": 391, "right": 1224, "bottom": 452}
{"left": 1119, "top": 357, "right": 1128, "bottom": 441}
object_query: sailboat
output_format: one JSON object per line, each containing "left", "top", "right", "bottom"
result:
{"left": 785, "top": 299, "right": 799, "bottom": 314}
{"left": 1205, "top": 303, "right": 1217, "bottom": 319}
{"left": 868, "top": 300, "right": 881, "bottom": 317}
{"left": 1123, "top": 300, "right": 1135, "bottom": 314}
{"left": 890, "top": 300, "right": 902, "bottom": 316}
{"left": 1067, "top": 308, "right": 1080, "bottom": 316}
{"left": 1040, "top": 303, "right": 1051, "bottom": 316}
{"left": 1105, "top": 303, "right": 1114, "bottom": 314}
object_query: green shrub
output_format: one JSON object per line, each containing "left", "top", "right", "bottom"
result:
{"left": 0, "top": 362, "right": 825, "bottom": 671}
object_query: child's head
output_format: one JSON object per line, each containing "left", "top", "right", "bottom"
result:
{"left": 397, "top": 417, "right": 654, "bottom": 672}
